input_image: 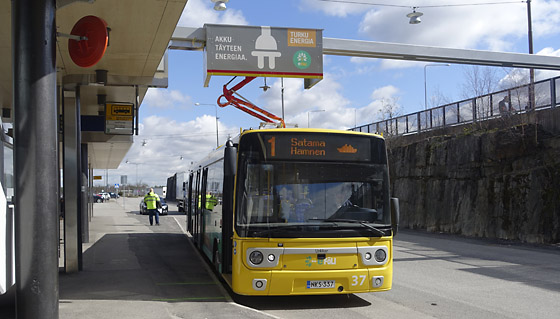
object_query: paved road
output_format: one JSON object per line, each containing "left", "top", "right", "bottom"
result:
{"left": 237, "top": 231, "right": 560, "bottom": 319}
{"left": 57, "top": 198, "right": 560, "bottom": 319}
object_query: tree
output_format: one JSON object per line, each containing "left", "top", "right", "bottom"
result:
{"left": 377, "top": 97, "right": 402, "bottom": 136}
{"left": 461, "top": 65, "right": 500, "bottom": 121}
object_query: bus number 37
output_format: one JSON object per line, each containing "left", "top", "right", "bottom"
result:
{"left": 352, "top": 275, "right": 366, "bottom": 286}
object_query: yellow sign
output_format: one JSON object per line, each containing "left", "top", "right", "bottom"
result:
{"left": 105, "top": 103, "right": 134, "bottom": 135}
{"left": 106, "top": 103, "right": 133, "bottom": 121}
{"left": 93, "top": 176, "right": 103, "bottom": 180}
{"left": 287, "top": 29, "right": 317, "bottom": 48}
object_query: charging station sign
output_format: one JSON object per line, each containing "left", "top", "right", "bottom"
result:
{"left": 205, "top": 24, "right": 323, "bottom": 86}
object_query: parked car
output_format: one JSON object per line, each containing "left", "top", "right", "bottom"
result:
{"left": 93, "top": 194, "right": 104, "bottom": 203}
{"left": 109, "top": 192, "right": 119, "bottom": 198}
{"left": 100, "top": 192, "right": 111, "bottom": 200}
{"left": 139, "top": 197, "right": 168, "bottom": 215}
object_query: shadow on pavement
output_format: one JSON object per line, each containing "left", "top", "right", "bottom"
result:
{"left": 233, "top": 293, "right": 371, "bottom": 310}
{"left": 60, "top": 233, "right": 226, "bottom": 303}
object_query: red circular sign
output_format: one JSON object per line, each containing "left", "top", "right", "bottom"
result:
{"left": 68, "top": 16, "right": 108, "bottom": 68}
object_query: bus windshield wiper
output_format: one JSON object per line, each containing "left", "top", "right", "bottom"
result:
{"left": 318, "top": 219, "right": 386, "bottom": 237}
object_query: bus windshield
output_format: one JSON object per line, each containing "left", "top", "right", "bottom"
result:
{"left": 235, "top": 160, "right": 391, "bottom": 237}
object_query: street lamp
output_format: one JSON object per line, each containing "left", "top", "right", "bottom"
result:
{"left": 527, "top": 0, "right": 535, "bottom": 109}
{"left": 424, "top": 63, "right": 450, "bottom": 110}
{"left": 125, "top": 160, "right": 141, "bottom": 196}
{"left": 195, "top": 102, "right": 219, "bottom": 148}
{"left": 307, "top": 109, "right": 325, "bottom": 128}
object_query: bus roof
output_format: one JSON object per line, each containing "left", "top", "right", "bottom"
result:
{"left": 240, "top": 127, "right": 385, "bottom": 140}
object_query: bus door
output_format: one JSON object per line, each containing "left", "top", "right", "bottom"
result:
{"left": 199, "top": 167, "right": 209, "bottom": 249}
{"left": 221, "top": 141, "right": 236, "bottom": 274}
{"left": 193, "top": 169, "right": 201, "bottom": 247}
{"left": 187, "top": 172, "right": 194, "bottom": 234}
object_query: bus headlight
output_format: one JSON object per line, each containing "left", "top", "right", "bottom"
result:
{"left": 249, "top": 251, "right": 264, "bottom": 265}
{"left": 267, "top": 254, "right": 276, "bottom": 262}
{"left": 374, "top": 249, "right": 387, "bottom": 262}
{"left": 364, "top": 252, "right": 372, "bottom": 260}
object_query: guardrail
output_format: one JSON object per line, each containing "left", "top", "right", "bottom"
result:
{"left": 351, "top": 76, "right": 559, "bottom": 136}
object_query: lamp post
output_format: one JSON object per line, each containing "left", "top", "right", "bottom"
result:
{"left": 424, "top": 63, "right": 450, "bottom": 110}
{"left": 195, "top": 102, "right": 219, "bottom": 148}
{"left": 527, "top": 0, "right": 535, "bottom": 109}
{"left": 307, "top": 109, "right": 325, "bottom": 128}
{"left": 125, "top": 160, "right": 140, "bottom": 196}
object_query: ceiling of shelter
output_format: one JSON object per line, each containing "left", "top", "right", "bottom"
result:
{"left": 0, "top": 0, "right": 188, "bottom": 169}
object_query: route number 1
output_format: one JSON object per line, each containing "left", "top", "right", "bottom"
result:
{"left": 267, "top": 136, "right": 276, "bottom": 157}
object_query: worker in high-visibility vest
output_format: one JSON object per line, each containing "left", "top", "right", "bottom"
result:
{"left": 198, "top": 192, "right": 218, "bottom": 211}
{"left": 144, "top": 188, "right": 161, "bottom": 226}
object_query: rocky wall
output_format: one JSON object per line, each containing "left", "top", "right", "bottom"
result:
{"left": 388, "top": 121, "right": 560, "bottom": 244}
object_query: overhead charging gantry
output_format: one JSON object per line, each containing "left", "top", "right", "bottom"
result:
{"left": 174, "top": 24, "right": 326, "bottom": 128}
{"left": 170, "top": 24, "right": 560, "bottom": 127}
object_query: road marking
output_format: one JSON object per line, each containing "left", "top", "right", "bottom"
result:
{"left": 172, "top": 216, "right": 191, "bottom": 237}
{"left": 172, "top": 216, "right": 280, "bottom": 319}
{"left": 156, "top": 281, "right": 216, "bottom": 286}
{"left": 231, "top": 302, "right": 284, "bottom": 319}
{"left": 152, "top": 296, "right": 227, "bottom": 302}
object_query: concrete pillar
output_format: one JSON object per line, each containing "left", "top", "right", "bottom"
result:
{"left": 81, "top": 144, "right": 89, "bottom": 244}
{"left": 63, "top": 88, "right": 82, "bottom": 273}
{"left": 13, "top": 0, "right": 59, "bottom": 317}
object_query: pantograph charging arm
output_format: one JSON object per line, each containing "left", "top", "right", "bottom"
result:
{"left": 217, "top": 76, "right": 286, "bottom": 128}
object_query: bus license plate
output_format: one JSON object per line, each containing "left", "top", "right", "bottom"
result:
{"left": 306, "top": 280, "right": 335, "bottom": 289}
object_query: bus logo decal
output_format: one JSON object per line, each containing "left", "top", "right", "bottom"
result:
{"left": 305, "top": 256, "right": 337, "bottom": 266}
{"left": 337, "top": 144, "right": 357, "bottom": 153}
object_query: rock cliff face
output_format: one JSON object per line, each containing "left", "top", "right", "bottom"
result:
{"left": 388, "top": 122, "right": 560, "bottom": 244}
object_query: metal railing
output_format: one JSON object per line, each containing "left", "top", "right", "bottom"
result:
{"left": 351, "top": 76, "right": 559, "bottom": 136}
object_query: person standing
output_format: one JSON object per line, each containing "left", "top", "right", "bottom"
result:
{"left": 144, "top": 188, "right": 161, "bottom": 226}
{"left": 499, "top": 95, "right": 511, "bottom": 117}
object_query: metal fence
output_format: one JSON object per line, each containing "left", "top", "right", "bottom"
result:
{"left": 351, "top": 76, "right": 559, "bottom": 136}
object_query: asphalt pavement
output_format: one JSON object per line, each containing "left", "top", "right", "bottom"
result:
{"left": 3, "top": 197, "right": 558, "bottom": 319}
{"left": 59, "top": 198, "right": 273, "bottom": 319}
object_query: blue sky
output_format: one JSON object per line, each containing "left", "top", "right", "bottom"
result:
{"left": 95, "top": 0, "right": 560, "bottom": 189}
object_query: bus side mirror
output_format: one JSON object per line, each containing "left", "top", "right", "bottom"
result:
{"left": 391, "top": 197, "right": 400, "bottom": 236}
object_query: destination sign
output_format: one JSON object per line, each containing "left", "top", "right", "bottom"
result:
{"left": 262, "top": 134, "right": 372, "bottom": 162}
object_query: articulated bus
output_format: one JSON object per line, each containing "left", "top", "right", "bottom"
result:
{"left": 186, "top": 128, "right": 399, "bottom": 296}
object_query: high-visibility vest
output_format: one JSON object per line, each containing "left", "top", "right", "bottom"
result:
{"left": 198, "top": 194, "right": 217, "bottom": 210}
{"left": 206, "top": 194, "right": 217, "bottom": 210}
{"left": 144, "top": 192, "right": 160, "bottom": 210}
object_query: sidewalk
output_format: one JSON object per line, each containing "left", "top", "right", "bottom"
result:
{"left": 59, "top": 198, "right": 269, "bottom": 319}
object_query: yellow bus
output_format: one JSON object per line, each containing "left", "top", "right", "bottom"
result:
{"left": 187, "top": 128, "right": 399, "bottom": 296}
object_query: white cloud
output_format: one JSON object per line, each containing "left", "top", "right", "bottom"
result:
{"left": 177, "top": 0, "right": 248, "bottom": 27}
{"left": 498, "top": 47, "right": 560, "bottom": 87}
{"left": 371, "top": 85, "right": 399, "bottom": 100}
{"left": 534, "top": 47, "right": 560, "bottom": 80}
{"left": 532, "top": 0, "right": 560, "bottom": 37}
{"left": 359, "top": 6, "right": 519, "bottom": 51}
{"left": 108, "top": 114, "right": 239, "bottom": 186}
{"left": 254, "top": 74, "right": 404, "bottom": 130}
{"left": 356, "top": 0, "right": 560, "bottom": 53}
{"left": 143, "top": 88, "right": 191, "bottom": 109}
{"left": 257, "top": 75, "right": 353, "bottom": 129}
{"left": 299, "top": 0, "right": 369, "bottom": 17}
